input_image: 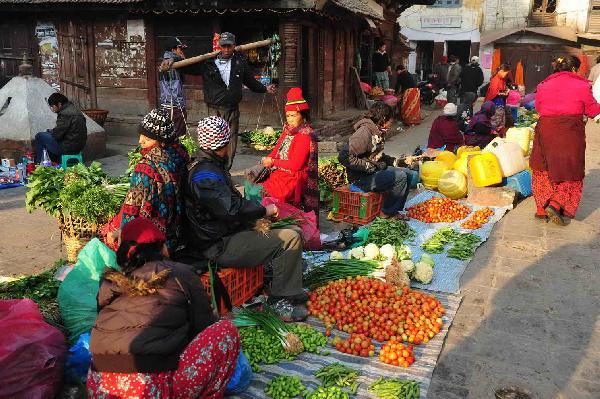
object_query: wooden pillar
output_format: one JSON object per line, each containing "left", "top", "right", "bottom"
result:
{"left": 279, "top": 19, "right": 301, "bottom": 109}
{"left": 86, "top": 21, "right": 97, "bottom": 108}
{"left": 433, "top": 42, "right": 445, "bottom": 65}
{"left": 470, "top": 42, "right": 480, "bottom": 59}
{"left": 145, "top": 16, "right": 157, "bottom": 109}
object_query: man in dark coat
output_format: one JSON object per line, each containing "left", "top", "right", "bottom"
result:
{"left": 460, "top": 56, "right": 485, "bottom": 115}
{"left": 199, "top": 32, "right": 275, "bottom": 169}
{"left": 182, "top": 116, "right": 308, "bottom": 321}
{"left": 433, "top": 56, "right": 449, "bottom": 89}
{"left": 34, "top": 92, "right": 87, "bottom": 163}
{"left": 446, "top": 55, "right": 462, "bottom": 104}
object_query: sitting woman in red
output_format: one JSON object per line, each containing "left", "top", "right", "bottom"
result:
{"left": 260, "top": 87, "right": 319, "bottom": 213}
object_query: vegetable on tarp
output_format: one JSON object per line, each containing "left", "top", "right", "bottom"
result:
{"left": 315, "top": 363, "right": 361, "bottom": 392}
{"left": 369, "top": 377, "right": 420, "bottom": 399}
{"left": 233, "top": 306, "right": 303, "bottom": 354}
{"left": 421, "top": 227, "right": 458, "bottom": 253}
{"left": 367, "top": 217, "right": 415, "bottom": 247}
{"left": 447, "top": 233, "right": 482, "bottom": 260}
{"left": 303, "top": 259, "right": 381, "bottom": 290}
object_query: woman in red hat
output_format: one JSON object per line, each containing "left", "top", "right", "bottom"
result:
{"left": 260, "top": 87, "right": 319, "bottom": 213}
{"left": 88, "top": 217, "right": 240, "bottom": 398}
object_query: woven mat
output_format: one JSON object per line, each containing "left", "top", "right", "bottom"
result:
{"left": 232, "top": 292, "right": 461, "bottom": 399}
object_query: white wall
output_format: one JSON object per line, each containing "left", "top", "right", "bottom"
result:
{"left": 483, "top": 0, "right": 590, "bottom": 32}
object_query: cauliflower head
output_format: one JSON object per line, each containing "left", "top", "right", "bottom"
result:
{"left": 414, "top": 262, "right": 434, "bottom": 284}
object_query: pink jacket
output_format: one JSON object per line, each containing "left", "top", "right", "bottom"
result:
{"left": 536, "top": 72, "right": 600, "bottom": 117}
{"left": 506, "top": 90, "right": 522, "bottom": 107}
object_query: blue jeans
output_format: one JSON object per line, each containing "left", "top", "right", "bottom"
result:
{"left": 34, "top": 131, "right": 62, "bottom": 163}
{"left": 354, "top": 167, "right": 410, "bottom": 216}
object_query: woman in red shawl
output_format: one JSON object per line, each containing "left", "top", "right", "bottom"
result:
{"left": 485, "top": 64, "right": 510, "bottom": 133}
{"left": 531, "top": 55, "right": 600, "bottom": 225}
{"left": 260, "top": 88, "right": 319, "bottom": 214}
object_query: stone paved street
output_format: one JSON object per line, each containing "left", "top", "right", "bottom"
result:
{"left": 1, "top": 107, "right": 599, "bottom": 398}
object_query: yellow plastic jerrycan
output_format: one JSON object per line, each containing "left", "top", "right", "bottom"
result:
{"left": 420, "top": 161, "right": 448, "bottom": 189}
{"left": 438, "top": 170, "right": 468, "bottom": 199}
{"left": 456, "top": 146, "right": 480, "bottom": 158}
{"left": 468, "top": 153, "right": 503, "bottom": 187}
{"left": 453, "top": 151, "right": 481, "bottom": 176}
{"left": 434, "top": 151, "right": 457, "bottom": 170}
{"left": 506, "top": 127, "right": 533, "bottom": 156}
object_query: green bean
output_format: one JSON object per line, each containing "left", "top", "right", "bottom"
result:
{"left": 369, "top": 377, "right": 420, "bottom": 399}
{"left": 305, "top": 386, "right": 349, "bottom": 399}
{"left": 447, "top": 233, "right": 481, "bottom": 260}
{"left": 314, "top": 363, "right": 361, "bottom": 389}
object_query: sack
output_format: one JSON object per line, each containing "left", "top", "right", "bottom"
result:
{"left": 58, "top": 238, "right": 119, "bottom": 342}
{"left": 64, "top": 333, "right": 91, "bottom": 384}
{"left": 225, "top": 350, "right": 253, "bottom": 394}
{"left": 0, "top": 299, "right": 67, "bottom": 398}
{"left": 262, "top": 197, "right": 322, "bottom": 250}
{"left": 245, "top": 164, "right": 270, "bottom": 184}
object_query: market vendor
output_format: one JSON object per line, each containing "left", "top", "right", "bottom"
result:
{"left": 182, "top": 116, "right": 308, "bottom": 322}
{"left": 464, "top": 101, "right": 497, "bottom": 147}
{"left": 338, "top": 102, "right": 413, "bottom": 220}
{"left": 428, "top": 103, "right": 464, "bottom": 152}
{"left": 88, "top": 217, "right": 240, "bottom": 398}
{"left": 258, "top": 87, "right": 319, "bottom": 214}
{"left": 34, "top": 93, "right": 87, "bottom": 163}
{"left": 103, "top": 109, "right": 189, "bottom": 252}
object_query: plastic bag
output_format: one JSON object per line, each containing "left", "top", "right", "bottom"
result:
{"left": 262, "top": 197, "right": 321, "bottom": 250}
{"left": 58, "top": 238, "right": 119, "bottom": 342}
{"left": 225, "top": 350, "right": 253, "bottom": 395}
{"left": 243, "top": 180, "right": 264, "bottom": 205}
{"left": 0, "top": 299, "right": 67, "bottom": 399}
{"left": 64, "top": 333, "right": 91, "bottom": 384}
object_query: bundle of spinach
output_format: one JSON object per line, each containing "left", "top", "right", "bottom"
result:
{"left": 180, "top": 135, "right": 199, "bottom": 156}
{"left": 367, "top": 217, "right": 415, "bottom": 247}
{"left": 25, "top": 166, "right": 66, "bottom": 217}
{"left": 241, "top": 128, "right": 282, "bottom": 150}
{"left": 126, "top": 147, "right": 142, "bottom": 176}
{"left": 60, "top": 180, "right": 121, "bottom": 223}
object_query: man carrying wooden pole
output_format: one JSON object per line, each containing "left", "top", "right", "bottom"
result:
{"left": 164, "top": 32, "right": 276, "bottom": 169}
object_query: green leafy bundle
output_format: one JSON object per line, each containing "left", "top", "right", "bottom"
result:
{"left": 25, "top": 166, "right": 66, "bottom": 216}
{"left": 241, "top": 128, "right": 282, "bottom": 150}
{"left": 318, "top": 157, "right": 347, "bottom": 203}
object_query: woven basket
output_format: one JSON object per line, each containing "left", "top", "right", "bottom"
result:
{"left": 63, "top": 234, "right": 91, "bottom": 263}
{"left": 83, "top": 109, "right": 109, "bottom": 127}
{"left": 58, "top": 213, "right": 101, "bottom": 239}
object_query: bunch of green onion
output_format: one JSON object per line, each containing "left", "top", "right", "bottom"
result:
{"left": 303, "top": 259, "right": 382, "bottom": 290}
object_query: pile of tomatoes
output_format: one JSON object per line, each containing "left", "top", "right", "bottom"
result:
{"left": 407, "top": 197, "right": 471, "bottom": 223}
{"left": 307, "top": 277, "right": 445, "bottom": 346}
{"left": 379, "top": 338, "right": 415, "bottom": 368}
{"left": 331, "top": 334, "right": 375, "bottom": 357}
{"left": 460, "top": 207, "right": 494, "bottom": 230}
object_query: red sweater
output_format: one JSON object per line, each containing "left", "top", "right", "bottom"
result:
{"left": 428, "top": 116, "right": 464, "bottom": 152}
{"left": 261, "top": 125, "right": 312, "bottom": 203}
{"left": 536, "top": 72, "right": 600, "bottom": 117}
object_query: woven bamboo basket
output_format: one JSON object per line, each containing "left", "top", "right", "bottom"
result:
{"left": 58, "top": 213, "right": 102, "bottom": 262}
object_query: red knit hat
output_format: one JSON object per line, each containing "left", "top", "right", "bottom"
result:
{"left": 121, "top": 218, "right": 165, "bottom": 246}
{"left": 285, "top": 87, "right": 309, "bottom": 112}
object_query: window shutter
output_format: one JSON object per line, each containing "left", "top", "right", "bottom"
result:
{"left": 590, "top": 0, "right": 600, "bottom": 33}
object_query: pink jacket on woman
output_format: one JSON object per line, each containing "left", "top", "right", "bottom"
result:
{"left": 536, "top": 72, "right": 600, "bottom": 117}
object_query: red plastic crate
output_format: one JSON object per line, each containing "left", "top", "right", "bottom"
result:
{"left": 331, "top": 186, "right": 384, "bottom": 225}
{"left": 200, "top": 266, "right": 264, "bottom": 315}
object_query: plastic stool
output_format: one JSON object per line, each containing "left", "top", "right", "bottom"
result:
{"left": 61, "top": 153, "right": 83, "bottom": 169}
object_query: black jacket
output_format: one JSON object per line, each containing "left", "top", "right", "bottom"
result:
{"left": 90, "top": 260, "right": 216, "bottom": 373}
{"left": 460, "top": 64, "right": 484, "bottom": 94}
{"left": 51, "top": 102, "right": 87, "bottom": 154}
{"left": 183, "top": 150, "right": 266, "bottom": 256}
{"left": 199, "top": 53, "right": 267, "bottom": 109}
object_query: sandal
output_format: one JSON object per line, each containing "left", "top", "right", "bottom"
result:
{"left": 546, "top": 205, "right": 566, "bottom": 226}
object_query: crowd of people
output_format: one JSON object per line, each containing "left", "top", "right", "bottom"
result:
{"left": 31, "top": 33, "right": 600, "bottom": 396}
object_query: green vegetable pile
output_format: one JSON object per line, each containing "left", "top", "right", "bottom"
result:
{"left": 315, "top": 363, "right": 361, "bottom": 393}
{"left": 369, "top": 377, "right": 420, "bottom": 399}
{"left": 289, "top": 324, "right": 328, "bottom": 354}
{"left": 26, "top": 162, "right": 121, "bottom": 224}
{"left": 303, "top": 259, "right": 381, "bottom": 290}
{"left": 514, "top": 109, "right": 539, "bottom": 128}
{"left": 306, "top": 386, "right": 350, "bottom": 399}
{"left": 0, "top": 260, "right": 66, "bottom": 330}
{"left": 239, "top": 327, "right": 293, "bottom": 371}
{"left": 318, "top": 157, "right": 347, "bottom": 203}
{"left": 180, "top": 135, "right": 199, "bottom": 155}
{"left": 447, "top": 233, "right": 482, "bottom": 260}
{"left": 367, "top": 218, "right": 415, "bottom": 247}
{"left": 241, "top": 127, "right": 282, "bottom": 150}
{"left": 421, "top": 227, "right": 459, "bottom": 254}
{"left": 126, "top": 147, "right": 143, "bottom": 176}
{"left": 265, "top": 376, "right": 307, "bottom": 399}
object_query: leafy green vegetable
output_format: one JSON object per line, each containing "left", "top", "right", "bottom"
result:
{"left": 126, "top": 147, "right": 142, "bottom": 176}
{"left": 367, "top": 217, "right": 415, "bottom": 247}
{"left": 318, "top": 157, "right": 347, "bottom": 203}
{"left": 25, "top": 166, "right": 66, "bottom": 216}
{"left": 241, "top": 128, "right": 282, "bottom": 149}
{"left": 180, "top": 135, "right": 199, "bottom": 156}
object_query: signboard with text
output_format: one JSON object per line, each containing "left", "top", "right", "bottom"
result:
{"left": 421, "top": 16, "right": 462, "bottom": 28}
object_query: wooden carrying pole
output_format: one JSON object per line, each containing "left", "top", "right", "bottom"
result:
{"left": 172, "top": 38, "right": 274, "bottom": 69}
